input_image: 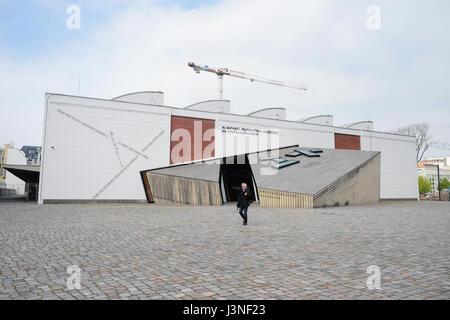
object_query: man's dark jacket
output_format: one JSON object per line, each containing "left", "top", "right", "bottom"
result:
{"left": 237, "top": 189, "right": 252, "bottom": 208}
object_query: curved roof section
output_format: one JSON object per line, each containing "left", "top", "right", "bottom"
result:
{"left": 299, "top": 115, "right": 333, "bottom": 125}
{"left": 111, "top": 91, "right": 163, "bottom": 100}
{"left": 185, "top": 100, "right": 231, "bottom": 113}
{"left": 47, "top": 93, "right": 415, "bottom": 138}
{"left": 247, "top": 107, "right": 286, "bottom": 120}
{"left": 185, "top": 100, "right": 230, "bottom": 109}
{"left": 247, "top": 107, "right": 285, "bottom": 116}
{"left": 344, "top": 121, "right": 374, "bottom": 130}
{"left": 112, "top": 91, "right": 164, "bottom": 105}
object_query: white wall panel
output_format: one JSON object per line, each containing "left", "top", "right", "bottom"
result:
{"left": 214, "top": 116, "right": 335, "bottom": 158}
{"left": 40, "top": 95, "right": 170, "bottom": 202}
{"left": 361, "top": 132, "right": 417, "bottom": 199}
{"left": 280, "top": 127, "right": 335, "bottom": 149}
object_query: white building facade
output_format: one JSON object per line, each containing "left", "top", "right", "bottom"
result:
{"left": 38, "top": 92, "right": 418, "bottom": 204}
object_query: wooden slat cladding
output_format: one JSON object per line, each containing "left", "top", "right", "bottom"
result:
{"left": 334, "top": 133, "right": 361, "bottom": 150}
{"left": 259, "top": 188, "right": 313, "bottom": 208}
{"left": 147, "top": 172, "right": 222, "bottom": 206}
{"left": 313, "top": 153, "right": 380, "bottom": 207}
{"left": 140, "top": 171, "right": 153, "bottom": 203}
{"left": 170, "top": 116, "right": 215, "bottom": 164}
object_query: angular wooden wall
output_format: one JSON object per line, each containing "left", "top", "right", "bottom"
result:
{"left": 259, "top": 188, "right": 314, "bottom": 208}
{"left": 313, "top": 153, "right": 380, "bottom": 207}
{"left": 146, "top": 172, "right": 222, "bottom": 206}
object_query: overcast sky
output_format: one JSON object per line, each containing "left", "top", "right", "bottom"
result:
{"left": 1, "top": 0, "right": 449, "bottom": 157}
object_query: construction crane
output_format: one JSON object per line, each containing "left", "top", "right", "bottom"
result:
{"left": 188, "top": 62, "right": 307, "bottom": 100}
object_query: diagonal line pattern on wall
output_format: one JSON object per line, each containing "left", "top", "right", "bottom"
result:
{"left": 57, "top": 109, "right": 149, "bottom": 159}
{"left": 56, "top": 108, "right": 164, "bottom": 199}
{"left": 92, "top": 130, "right": 165, "bottom": 199}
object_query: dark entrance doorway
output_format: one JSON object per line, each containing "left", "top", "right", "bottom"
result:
{"left": 220, "top": 155, "right": 257, "bottom": 202}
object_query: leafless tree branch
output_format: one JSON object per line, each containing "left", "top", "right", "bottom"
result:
{"left": 394, "top": 123, "right": 433, "bottom": 163}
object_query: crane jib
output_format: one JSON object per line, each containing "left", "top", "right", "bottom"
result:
{"left": 188, "top": 61, "right": 307, "bottom": 98}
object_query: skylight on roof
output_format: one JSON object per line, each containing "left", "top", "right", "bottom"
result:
{"left": 295, "top": 149, "right": 320, "bottom": 157}
{"left": 272, "top": 157, "right": 288, "bottom": 164}
{"left": 285, "top": 151, "right": 301, "bottom": 157}
{"left": 260, "top": 156, "right": 280, "bottom": 162}
{"left": 271, "top": 159, "right": 300, "bottom": 169}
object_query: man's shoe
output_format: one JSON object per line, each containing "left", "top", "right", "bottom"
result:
{"left": 243, "top": 221, "right": 247, "bottom": 225}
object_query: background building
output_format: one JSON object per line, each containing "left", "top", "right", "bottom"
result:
{"left": 20, "top": 146, "right": 42, "bottom": 165}
{"left": 419, "top": 156, "right": 450, "bottom": 170}
{"left": 0, "top": 146, "right": 6, "bottom": 187}
{"left": 417, "top": 166, "right": 450, "bottom": 194}
{"left": 418, "top": 156, "right": 450, "bottom": 195}
{"left": 38, "top": 92, "right": 418, "bottom": 204}
{"left": 0, "top": 143, "right": 27, "bottom": 195}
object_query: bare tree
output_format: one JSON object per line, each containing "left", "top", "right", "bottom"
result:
{"left": 394, "top": 123, "right": 433, "bottom": 163}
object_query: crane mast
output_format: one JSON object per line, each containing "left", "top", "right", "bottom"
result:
{"left": 188, "top": 62, "right": 306, "bottom": 100}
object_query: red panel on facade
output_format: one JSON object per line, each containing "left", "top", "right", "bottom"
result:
{"left": 334, "top": 133, "right": 361, "bottom": 150}
{"left": 170, "top": 116, "right": 215, "bottom": 164}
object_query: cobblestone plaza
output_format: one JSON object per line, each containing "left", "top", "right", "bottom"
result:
{"left": 0, "top": 201, "right": 448, "bottom": 300}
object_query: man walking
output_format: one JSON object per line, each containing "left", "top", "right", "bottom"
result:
{"left": 237, "top": 183, "right": 252, "bottom": 225}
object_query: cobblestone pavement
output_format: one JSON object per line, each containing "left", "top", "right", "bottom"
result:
{"left": 0, "top": 201, "right": 449, "bottom": 300}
